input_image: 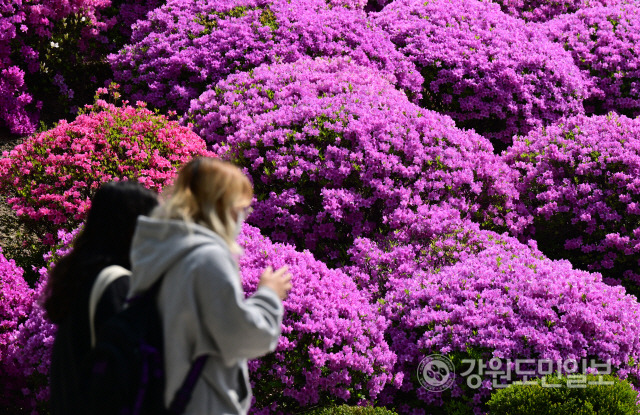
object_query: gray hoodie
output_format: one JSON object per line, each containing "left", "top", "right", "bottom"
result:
{"left": 129, "top": 216, "right": 284, "bottom": 415}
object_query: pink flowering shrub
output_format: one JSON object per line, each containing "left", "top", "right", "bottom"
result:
{"left": 504, "top": 114, "right": 640, "bottom": 293}
{"left": 0, "top": 88, "right": 212, "bottom": 244}
{"left": 190, "top": 58, "right": 521, "bottom": 264}
{"left": 493, "top": 0, "right": 628, "bottom": 22}
{"left": 542, "top": 4, "right": 640, "bottom": 118}
{"left": 108, "top": 0, "right": 422, "bottom": 114}
{"left": 351, "top": 225, "right": 640, "bottom": 413}
{"left": 372, "top": 0, "right": 587, "bottom": 145}
{"left": 239, "top": 224, "right": 397, "bottom": 411}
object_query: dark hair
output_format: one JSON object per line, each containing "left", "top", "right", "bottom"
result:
{"left": 43, "top": 181, "right": 158, "bottom": 324}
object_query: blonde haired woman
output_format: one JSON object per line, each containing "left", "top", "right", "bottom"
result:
{"left": 128, "top": 157, "right": 292, "bottom": 414}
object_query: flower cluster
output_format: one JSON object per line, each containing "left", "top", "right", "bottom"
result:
{"left": 0, "top": 248, "right": 33, "bottom": 368}
{"left": 0, "top": 0, "right": 170, "bottom": 134}
{"left": 372, "top": 0, "right": 587, "bottom": 145}
{"left": 0, "top": 229, "right": 77, "bottom": 414}
{"left": 1, "top": 280, "right": 55, "bottom": 415}
{"left": 190, "top": 58, "right": 521, "bottom": 264}
{"left": 493, "top": 0, "right": 626, "bottom": 22}
{"left": 0, "top": 88, "right": 211, "bottom": 243}
{"left": 0, "top": 248, "right": 48, "bottom": 413}
{"left": 108, "top": 0, "right": 163, "bottom": 39}
{"left": 238, "top": 224, "right": 398, "bottom": 410}
{"left": 504, "top": 113, "right": 640, "bottom": 292}
{"left": 374, "top": 227, "right": 640, "bottom": 413}
{"left": 0, "top": 0, "right": 114, "bottom": 134}
{"left": 108, "top": 0, "right": 422, "bottom": 114}
{"left": 328, "top": 0, "right": 368, "bottom": 9}
{"left": 343, "top": 216, "right": 496, "bottom": 298}
{"left": 542, "top": 4, "right": 640, "bottom": 118}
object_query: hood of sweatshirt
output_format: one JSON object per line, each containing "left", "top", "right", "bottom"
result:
{"left": 128, "top": 216, "right": 231, "bottom": 296}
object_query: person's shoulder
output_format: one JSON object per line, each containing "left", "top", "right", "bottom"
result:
{"left": 189, "top": 242, "right": 235, "bottom": 269}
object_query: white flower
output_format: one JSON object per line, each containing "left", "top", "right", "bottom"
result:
{"left": 50, "top": 41, "right": 59, "bottom": 48}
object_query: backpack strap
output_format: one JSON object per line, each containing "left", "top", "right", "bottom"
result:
{"left": 129, "top": 269, "right": 209, "bottom": 415}
{"left": 167, "top": 355, "right": 208, "bottom": 415}
{"left": 89, "top": 265, "right": 131, "bottom": 348}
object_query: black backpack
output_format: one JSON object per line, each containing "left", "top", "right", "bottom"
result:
{"left": 87, "top": 274, "right": 207, "bottom": 415}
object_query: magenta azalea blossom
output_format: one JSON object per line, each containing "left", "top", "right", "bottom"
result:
{"left": 542, "top": 3, "right": 640, "bottom": 117}
{"left": 109, "top": 0, "right": 422, "bottom": 114}
{"left": 505, "top": 113, "right": 640, "bottom": 291}
{"left": 0, "top": 91, "right": 212, "bottom": 242}
{"left": 373, "top": 0, "right": 587, "bottom": 145}
{"left": 190, "top": 58, "right": 521, "bottom": 264}
{"left": 348, "top": 223, "right": 640, "bottom": 413}
{"left": 493, "top": 0, "right": 630, "bottom": 22}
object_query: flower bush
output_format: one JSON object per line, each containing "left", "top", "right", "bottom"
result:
{"left": 0, "top": 0, "right": 113, "bottom": 134}
{"left": 359, "top": 225, "right": 640, "bottom": 413}
{"left": 0, "top": 0, "right": 169, "bottom": 134}
{"left": 108, "top": 0, "right": 422, "bottom": 114}
{"left": 329, "top": 0, "right": 368, "bottom": 9}
{"left": 0, "top": 87, "right": 212, "bottom": 244}
{"left": 492, "top": 0, "right": 627, "bottom": 22}
{"left": 190, "top": 58, "right": 521, "bottom": 264}
{"left": 0, "top": 248, "right": 33, "bottom": 370}
{"left": 504, "top": 113, "right": 640, "bottom": 293}
{"left": 372, "top": 0, "right": 587, "bottom": 145}
{"left": 1, "top": 283, "right": 55, "bottom": 415}
{"left": 0, "top": 228, "right": 77, "bottom": 414}
{"left": 542, "top": 4, "right": 640, "bottom": 118}
{"left": 239, "top": 224, "right": 398, "bottom": 411}
{"left": 0, "top": 248, "right": 43, "bottom": 413}
{"left": 107, "top": 0, "right": 163, "bottom": 39}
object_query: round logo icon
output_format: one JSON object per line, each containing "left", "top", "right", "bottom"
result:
{"left": 417, "top": 354, "right": 455, "bottom": 392}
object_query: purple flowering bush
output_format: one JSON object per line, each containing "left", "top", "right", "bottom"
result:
{"left": 0, "top": 228, "right": 77, "bottom": 414}
{"left": 239, "top": 224, "right": 398, "bottom": 411}
{"left": 108, "top": 0, "right": 422, "bottom": 114}
{"left": 0, "top": 87, "right": 212, "bottom": 245}
{"left": 0, "top": 248, "right": 33, "bottom": 375}
{"left": 492, "top": 0, "right": 628, "bottom": 22}
{"left": 0, "top": 0, "right": 169, "bottom": 134}
{"left": 542, "top": 4, "right": 640, "bottom": 118}
{"left": 106, "top": 0, "right": 163, "bottom": 39}
{"left": 0, "top": 0, "right": 115, "bottom": 134}
{"left": 0, "top": 248, "right": 46, "bottom": 414}
{"left": 372, "top": 0, "right": 587, "bottom": 145}
{"left": 330, "top": 0, "right": 368, "bottom": 9}
{"left": 504, "top": 114, "right": 640, "bottom": 293}
{"left": 352, "top": 224, "right": 640, "bottom": 413}
{"left": 190, "top": 58, "right": 521, "bottom": 264}
{"left": 1, "top": 282, "right": 55, "bottom": 415}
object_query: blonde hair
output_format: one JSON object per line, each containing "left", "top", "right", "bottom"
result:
{"left": 153, "top": 157, "right": 253, "bottom": 253}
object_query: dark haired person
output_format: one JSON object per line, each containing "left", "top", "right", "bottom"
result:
{"left": 42, "top": 180, "right": 158, "bottom": 415}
